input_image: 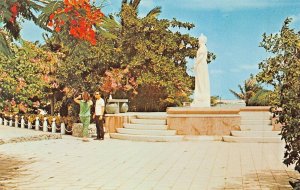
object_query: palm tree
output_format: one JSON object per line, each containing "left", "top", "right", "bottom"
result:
{"left": 229, "top": 74, "right": 261, "bottom": 106}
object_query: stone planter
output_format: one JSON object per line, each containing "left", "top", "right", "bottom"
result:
{"left": 72, "top": 123, "right": 83, "bottom": 137}
{"left": 120, "top": 102, "right": 129, "bottom": 113}
{"left": 106, "top": 103, "right": 118, "bottom": 114}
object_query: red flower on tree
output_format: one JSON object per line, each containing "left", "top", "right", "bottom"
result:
{"left": 47, "top": 0, "right": 104, "bottom": 45}
{"left": 9, "top": 2, "right": 19, "bottom": 23}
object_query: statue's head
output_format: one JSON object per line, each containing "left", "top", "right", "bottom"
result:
{"left": 198, "top": 33, "right": 207, "bottom": 44}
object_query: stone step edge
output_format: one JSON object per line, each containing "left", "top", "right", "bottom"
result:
{"left": 222, "top": 135, "right": 282, "bottom": 143}
{"left": 110, "top": 133, "right": 183, "bottom": 142}
{"left": 130, "top": 119, "right": 166, "bottom": 125}
{"left": 136, "top": 115, "right": 167, "bottom": 120}
{"left": 231, "top": 130, "right": 280, "bottom": 137}
{"left": 116, "top": 128, "right": 176, "bottom": 136}
{"left": 123, "top": 123, "right": 168, "bottom": 130}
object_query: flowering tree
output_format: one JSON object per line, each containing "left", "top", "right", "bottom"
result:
{"left": 45, "top": 0, "right": 104, "bottom": 45}
{"left": 257, "top": 18, "right": 300, "bottom": 188}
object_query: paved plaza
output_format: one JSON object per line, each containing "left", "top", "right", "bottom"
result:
{"left": 0, "top": 128, "right": 299, "bottom": 190}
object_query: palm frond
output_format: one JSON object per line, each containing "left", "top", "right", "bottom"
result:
{"left": 132, "top": 0, "right": 141, "bottom": 10}
{"left": 229, "top": 89, "right": 243, "bottom": 100}
{"left": 238, "top": 84, "right": 244, "bottom": 95}
{"left": 146, "top": 6, "right": 161, "bottom": 18}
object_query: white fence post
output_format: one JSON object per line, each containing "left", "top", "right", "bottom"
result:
{"left": 14, "top": 115, "right": 18, "bottom": 128}
{"left": 35, "top": 117, "right": 39, "bottom": 131}
{"left": 21, "top": 116, "right": 25, "bottom": 128}
{"left": 4, "top": 117, "right": 8, "bottom": 126}
{"left": 28, "top": 120, "right": 32, "bottom": 129}
{"left": 9, "top": 115, "right": 13, "bottom": 127}
{"left": 61, "top": 122, "right": 66, "bottom": 135}
{"left": 51, "top": 118, "right": 56, "bottom": 133}
{"left": 0, "top": 117, "right": 3, "bottom": 125}
{"left": 43, "top": 117, "right": 48, "bottom": 132}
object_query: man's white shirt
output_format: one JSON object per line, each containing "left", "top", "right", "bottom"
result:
{"left": 95, "top": 98, "right": 105, "bottom": 116}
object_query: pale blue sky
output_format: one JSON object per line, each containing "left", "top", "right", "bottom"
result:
{"left": 20, "top": 0, "right": 300, "bottom": 99}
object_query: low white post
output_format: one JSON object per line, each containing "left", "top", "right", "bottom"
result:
{"left": 28, "top": 120, "right": 32, "bottom": 129}
{"left": 0, "top": 117, "right": 3, "bottom": 125}
{"left": 51, "top": 118, "right": 56, "bottom": 133}
{"left": 35, "top": 117, "right": 39, "bottom": 131}
{"left": 14, "top": 115, "right": 18, "bottom": 128}
{"left": 21, "top": 116, "right": 25, "bottom": 128}
{"left": 4, "top": 118, "right": 8, "bottom": 126}
{"left": 61, "top": 122, "right": 66, "bottom": 135}
{"left": 9, "top": 115, "right": 13, "bottom": 127}
{"left": 43, "top": 117, "right": 48, "bottom": 132}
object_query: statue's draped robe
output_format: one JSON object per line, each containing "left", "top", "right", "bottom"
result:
{"left": 191, "top": 44, "right": 210, "bottom": 107}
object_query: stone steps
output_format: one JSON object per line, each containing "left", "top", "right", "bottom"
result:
{"left": 110, "top": 113, "right": 183, "bottom": 142}
{"left": 130, "top": 118, "right": 167, "bottom": 125}
{"left": 117, "top": 128, "right": 176, "bottom": 136}
{"left": 136, "top": 115, "right": 167, "bottom": 120}
{"left": 110, "top": 133, "right": 183, "bottom": 142}
{"left": 223, "top": 109, "right": 280, "bottom": 143}
{"left": 123, "top": 123, "right": 168, "bottom": 130}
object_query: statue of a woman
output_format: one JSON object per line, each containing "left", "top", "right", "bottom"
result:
{"left": 191, "top": 33, "right": 210, "bottom": 107}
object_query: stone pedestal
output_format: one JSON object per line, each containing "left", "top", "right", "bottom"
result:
{"left": 167, "top": 107, "right": 241, "bottom": 136}
{"left": 105, "top": 113, "right": 132, "bottom": 133}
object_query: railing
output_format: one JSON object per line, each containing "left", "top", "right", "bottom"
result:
{"left": 0, "top": 114, "right": 71, "bottom": 134}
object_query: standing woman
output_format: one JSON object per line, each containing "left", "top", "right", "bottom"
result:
{"left": 74, "top": 91, "right": 93, "bottom": 142}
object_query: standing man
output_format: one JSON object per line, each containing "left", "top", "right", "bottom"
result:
{"left": 93, "top": 91, "right": 105, "bottom": 140}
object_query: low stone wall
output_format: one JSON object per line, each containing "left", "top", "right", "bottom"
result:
{"left": 0, "top": 134, "right": 61, "bottom": 145}
{"left": 167, "top": 107, "right": 241, "bottom": 136}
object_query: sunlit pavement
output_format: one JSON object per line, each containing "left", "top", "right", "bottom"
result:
{"left": 0, "top": 128, "right": 299, "bottom": 190}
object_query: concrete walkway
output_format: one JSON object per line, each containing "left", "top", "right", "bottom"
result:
{"left": 0, "top": 126, "right": 299, "bottom": 190}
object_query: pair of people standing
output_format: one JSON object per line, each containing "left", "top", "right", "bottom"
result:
{"left": 74, "top": 91, "right": 105, "bottom": 142}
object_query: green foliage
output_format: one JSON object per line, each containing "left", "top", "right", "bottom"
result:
{"left": 229, "top": 74, "right": 261, "bottom": 106}
{"left": 248, "top": 89, "right": 272, "bottom": 106}
{"left": 257, "top": 18, "right": 300, "bottom": 174}
{"left": 114, "top": 1, "right": 207, "bottom": 111}
{"left": 0, "top": 40, "right": 58, "bottom": 107}
{"left": 210, "top": 96, "right": 220, "bottom": 107}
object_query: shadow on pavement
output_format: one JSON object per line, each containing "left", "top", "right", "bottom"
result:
{"left": 0, "top": 154, "right": 31, "bottom": 189}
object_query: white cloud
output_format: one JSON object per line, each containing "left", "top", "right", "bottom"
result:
{"left": 170, "top": 0, "right": 299, "bottom": 12}
{"left": 229, "top": 68, "right": 241, "bottom": 73}
{"left": 140, "top": 0, "right": 155, "bottom": 9}
{"left": 290, "top": 13, "right": 300, "bottom": 23}
{"left": 210, "top": 69, "right": 224, "bottom": 75}
{"left": 228, "top": 64, "right": 258, "bottom": 73}
{"left": 239, "top": 64, "right": 258, "bottom": 70}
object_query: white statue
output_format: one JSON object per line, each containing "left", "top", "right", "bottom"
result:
{"left": 191, "top": 33, "right": 211, "bottom": 107}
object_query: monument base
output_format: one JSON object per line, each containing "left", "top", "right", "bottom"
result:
{"left": 167, "top": 107, "right": 241, "bottom": 136}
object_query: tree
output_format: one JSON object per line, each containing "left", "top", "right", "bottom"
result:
{"left": 0, "top": 40, "right": 59, "bottom": 112}
{"left": 112, "top": 0, "right": 215, "bottom": 111}
{"left": 257, "top": 18, "right": 300, "bottom": 186}
{"left": 248, "top": 89, "right": 273, "bottom": 106}
{"left": 229, "top": 74, "right": 261, "bottom": 106}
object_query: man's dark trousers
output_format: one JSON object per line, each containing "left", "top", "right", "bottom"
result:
{"left": 95, "top": 115, "right": 104, "bottom": 139}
